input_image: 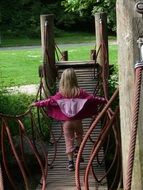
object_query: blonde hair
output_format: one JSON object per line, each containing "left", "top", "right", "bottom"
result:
{"left": 59, "top": 68, "right": 80, "bottom": 97}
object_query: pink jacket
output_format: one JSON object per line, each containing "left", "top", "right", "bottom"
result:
{"left": 35, "top": 89, "right": 106, "bottom": 121}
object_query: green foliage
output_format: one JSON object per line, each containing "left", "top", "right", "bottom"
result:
{"left": 0, "top": 90, "right": 34, "bottom": 134}
{"left": 1, "top": 0, "right": 80, "bottom": 38}
{"left": 62, "top": 0, "right": 116, "bottom": 33}
{"left": 0, "top": 89, "right": 51, "bottom": 187}
{"left": 0, "top": 91, "right": 34, "bottom": 115}
{"left": 92, "top": 0, "right": 116, "bottom": 32}
{"left": 1, "top": 0, "right": 116, "bottom": 38}
{"left": 0, "top": 90, "right": 51, "bottom": 141}
{"left": 108, "top": 64, "right": 119, "bottom": 97}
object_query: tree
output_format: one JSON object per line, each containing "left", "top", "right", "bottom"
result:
{"left": 62, "top": 0, "right": 116, "bottom": 33}
{"left": 0, "top": 0, "right": 81, "bottom": 38}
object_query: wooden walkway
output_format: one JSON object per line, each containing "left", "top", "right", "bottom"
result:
{"left": 37, "top": 61, "right": 108, "bottom": 190}
{"left": 36, "top": 120, "right": 107, "bottom": 190}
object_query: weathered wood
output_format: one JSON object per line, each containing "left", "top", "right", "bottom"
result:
{"left": 95, "top": 13, "right": 109, "bottom": 66}
{"left": 61, "top": 51, "right": 68, "bottom": 61}
{"left": 40, "top": 14, "right": 57, "bottom": 94}
{"left": 94, "top": 13, "right": 109, "bottom": 99}
{"left": 116, "top": 0, "right": 143, "bottom": 189}
{"left": 90, "top": 49, "right": 96, "bottom": 60}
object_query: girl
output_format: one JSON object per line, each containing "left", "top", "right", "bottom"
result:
{"left": 31, "top": 68, "right": 106, "bottom": 171}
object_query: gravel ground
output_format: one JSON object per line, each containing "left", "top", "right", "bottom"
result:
{"left": 7, "top": 84, "right": 39, "bottom": 95}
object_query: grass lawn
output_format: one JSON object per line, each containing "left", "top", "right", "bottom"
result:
{"left": 0, "top": 31, "right": 116, "bottom": 47}
{"left": 0, "top": 32, "right": 117, "bottom": 87}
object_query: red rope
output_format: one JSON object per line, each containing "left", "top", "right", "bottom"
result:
{"left": 125, "top": 67, "right": 143, "bottom": 190}
{"left": 75, "top": 88, "right": 119, "bottom": 189}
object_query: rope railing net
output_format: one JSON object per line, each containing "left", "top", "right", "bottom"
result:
{"left": 0, "top": 104, "right": 49, "bottom": 190}
{"left": 0, "top": 18, "right": 122, "bottom": 190}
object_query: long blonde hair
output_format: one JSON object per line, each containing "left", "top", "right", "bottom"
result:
{"left": 59, "top": 68, "right": 80, "bottom": 97}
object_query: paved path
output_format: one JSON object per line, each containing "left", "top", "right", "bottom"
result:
{"left": 7, "top": 84, "right": 39, "bottom": 95}
{"left": 0, "top": 41, "right": 117, "bottom": 51}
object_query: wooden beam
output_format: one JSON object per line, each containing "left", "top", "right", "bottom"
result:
{"left": 116, "top": 0, "right": 143, "bottom": 189}
{"left": 95, "top": 13, "right": 109, "bottom": 99}
{"left": 40, "top": 14, "right": 57, "bottom": 95}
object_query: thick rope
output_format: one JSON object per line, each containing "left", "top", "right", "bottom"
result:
{"left": 84, "top": 107, "right": 119, "bottom": 190}
{"left": 75, "top": 88, "right": 119, "bottom": 189}
{"left": 0, "top": 108, "right": 48, "bottom": 190}
{"left": 0, "top": 165, "right": 4, "bottom": 190}
{"left": 125, "top": 67, "right": 143, "bottom": 190}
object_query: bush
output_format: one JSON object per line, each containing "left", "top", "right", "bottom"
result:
{"left": 109, "top": 64, "right": 119, "bottom": 95}
{"left": 0, "top": 89, "right": 51, "bottom": 140}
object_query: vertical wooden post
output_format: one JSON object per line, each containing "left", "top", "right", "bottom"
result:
{"left": 117, "top": 0, "right": 143, "bottom": 189}
{"left": 40, "top": 14, "right": 57, "bottom": 94}
{"left": 95, "top": 13, "right": 121, "bottom": 189}
{"left": 95, "top": 13, "right": 109, "bottom": 66}
{"left": 61, "top": 51, "right": 68, "bottom": 61}
{"left": 95, "top": 13, "right": 109, "bottom": 98}
{"left": 90, "top": 49, "right": 96, "bottom": 60}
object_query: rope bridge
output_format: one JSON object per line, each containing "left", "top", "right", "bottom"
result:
{"left": 0, "top": 16, "right": 122, "bottom": 190}
{"left": 0, "top": 60, "right": 121, "bottom": 190}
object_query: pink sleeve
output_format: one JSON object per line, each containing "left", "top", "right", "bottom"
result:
{"left": 34, "top": 92, "right": 62, "bottom": 107}
{"left": 80, "top": 89, "right": 106, "bottom": 104}
{"left": 34, "top": 99, "right": 50, "bottom": 107}
{"left": 94, "top": 96, "right": 107, "bottom": 104}
{"left": 52, "top": 92, "right": 63, "bottom": 100}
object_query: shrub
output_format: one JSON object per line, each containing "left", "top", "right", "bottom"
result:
{"left": 0, "top": 90, "right": 51, "bottom": 141}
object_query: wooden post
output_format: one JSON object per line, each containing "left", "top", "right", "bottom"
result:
{"left": 61, "top": 51, "right": 68, "bottom": 61}
{"left": 90, "top": 49, "right": 96, "bottom": 60}
{"left": 95, "top": 13, "right": 109, "bottom": 98}
{"left": 95, "top": 13, "right": 109, "bottom": 66}
{"left": 95, "top": 13, "right": 121, "bottom": 189}
{"left": 117, "top": 0, "right": 143, "bottom": 189}
{"left": 40, "top": 14, "right": 57, "bottom": 95}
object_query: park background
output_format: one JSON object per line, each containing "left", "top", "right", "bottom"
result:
{"left": 0, "top": 0, "right": 118, "bottom": 116}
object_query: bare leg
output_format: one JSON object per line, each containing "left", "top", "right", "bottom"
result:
{"left": 63, "top": 121, "right": 75, "bottom": 171}
{"left": 67, "top": 152, "right": 73, "bottom": 161}
{"left": 74, "top": 120, "right": 83, "bottom": 147}
{"left": 63, "top": 121, "right": 74, "bottom": 161}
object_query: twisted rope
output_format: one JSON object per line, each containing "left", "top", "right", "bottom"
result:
{"left": 84, "top": 107, "right": 119, "bottom": 190}
{"left": 0, "top": 164, "right": 4, "bottom": 190}
{"left": 75, "top": 88, "right": 119, "bottom": 189}
{"left": 125, "top": 67, "right": 143, "bottom": 190}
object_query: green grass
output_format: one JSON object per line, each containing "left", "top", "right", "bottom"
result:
{"left": 0, "top": 31, "right": 116, "bottom": 47}
{"left": 0, "top": 44, "right": 117, "bottom": 87}
{"left": 0, "top": 32, "right": 117, "bottom": 87}
{"left": 0, "top": 49, "right": 41, "bottom": 87}
{"left": 108, "top": 45, "right": 118, "bottom": 65}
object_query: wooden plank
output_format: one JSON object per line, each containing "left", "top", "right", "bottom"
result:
{"left": 117, "top": 0, "right": 143, "bottom": 189}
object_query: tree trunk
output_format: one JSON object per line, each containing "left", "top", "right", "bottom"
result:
{"left": 116, "top": 0, "right": 143, "bottom": 189}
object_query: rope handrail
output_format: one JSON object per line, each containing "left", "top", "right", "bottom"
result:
{"left": 0, "top": 104, "right": 49, "bottom": 189}
{"left": 125, "top": 57, "right": 143, "bottom": 190}
{"left": 75, "top": 88, "right": 121, "bottom": 190}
